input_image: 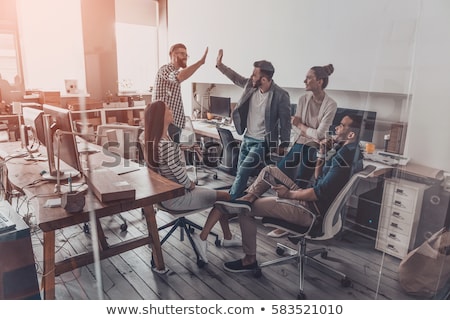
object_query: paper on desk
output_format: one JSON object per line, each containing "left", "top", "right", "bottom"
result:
{"left": 44, "top": 198, "right": 62, "bottom": 208}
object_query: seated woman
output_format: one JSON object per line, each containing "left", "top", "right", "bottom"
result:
{"left": 141, "top": 100, "right": 241, "bottom": 264}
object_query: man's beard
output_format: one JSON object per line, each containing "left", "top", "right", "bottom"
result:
{"left": 179, "top": 59, "right": 187, "bottom": 68}
{"left": 252, "top": 78, "right": 262, "bottom": 88}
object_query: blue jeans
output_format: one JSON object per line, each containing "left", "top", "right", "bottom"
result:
{"left": 277, "top": 143, "right": 317, "bottom": 188}
{"left": 229, "top": 135, "right": 266, "bottom": 200}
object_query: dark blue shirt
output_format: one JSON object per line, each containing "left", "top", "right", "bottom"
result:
{"left": 312, "top": 142, "right": 361, "bottom": 214}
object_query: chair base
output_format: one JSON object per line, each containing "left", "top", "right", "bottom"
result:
{"left": 185, "top": 140, "right": 220, "bottom": 185}
{"left": 188, "top": 164, "right": 218, "bottom": 185}
{"left": 259, "top": 238, "right": 351, "bottom": 299}
{"left": 155, "top": 213, "right": 221, "bottom": 268}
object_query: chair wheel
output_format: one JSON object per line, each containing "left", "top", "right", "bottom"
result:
{"left": 320, "top": 251, "right": 328, "bottom": 259}
{"left": 253, "top": 268, "right": 262, "bottom": 278}
{"left": 120, "top": 223, "right": 128, "bottom": 232}
{"left": 215, "top": 239, "right": 221, "bottom": 247}
{"left": 197, "top": 259, "right": 206, "bottom": 268}
{"left": 341, "top": 277, "right": 352, "bottom": 287}
{"left": 213, "top": 174, "right": 218, "bottom": 179}
{"left": 297, "top": 292, "right": 307, "bottom": 299}
{"left": 276, "top": 247, "right": 285, "bottom": 256}
{"left": 195, "top": 180, "right": 199, "bottom": 185}
{"left": 150, "top": 258, "right": 155, "bottom": 268}
{"left": 83, "top": 223, "right": 90, "bottom": 234}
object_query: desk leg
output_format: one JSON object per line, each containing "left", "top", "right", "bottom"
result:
{"left": 42, "top": 230, "right": 56, "bottom": 300}
{"left": 142, "top": 205, "right": 166, "bottom": 272}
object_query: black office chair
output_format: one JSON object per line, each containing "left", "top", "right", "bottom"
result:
{"left": 256, "top": 164, "right": 378, "bottom": 299}
{"left": 183, "top": 116, "right": 220, "bottom": 184}
{"left": 153, "top": 203, "right": 221, "bottom": 268}
{"left": 216, "top": 127, "right": 240, "bottom": 176}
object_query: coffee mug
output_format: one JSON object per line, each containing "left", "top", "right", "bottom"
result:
{"left": 365, "top": 142, "right": 375, "bottom": 154}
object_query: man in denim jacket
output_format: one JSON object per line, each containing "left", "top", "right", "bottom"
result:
{"left": 216, "top": 49, "right": 291, "bottom": 200}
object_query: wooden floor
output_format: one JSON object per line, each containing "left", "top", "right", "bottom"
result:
{"left": 17, "top": 169, "right": 449, "bottom": 300}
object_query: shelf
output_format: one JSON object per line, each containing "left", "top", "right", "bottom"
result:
{"left": 70, "top": 106, "right": 145, "bottom": 129}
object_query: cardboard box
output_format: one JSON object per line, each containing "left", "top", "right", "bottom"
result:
{"left": 39, "top": 91, "right": 61, "bottom": 106}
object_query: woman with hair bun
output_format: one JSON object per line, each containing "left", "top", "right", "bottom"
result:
{"left": 268, "top": 64, "right": 338, "bottom": 238}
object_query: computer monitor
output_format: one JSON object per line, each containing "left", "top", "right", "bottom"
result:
{"left": 22, "top": 107, "right": 45, "bottom": 146}
{"left": 330, "top": 107, "right": 377, "bottom": 142}
{"left": 209, "top": 96, "right": 231, "bottom": 118}
{"left": 42, "top": 104, "right": 81, "bottom": 178}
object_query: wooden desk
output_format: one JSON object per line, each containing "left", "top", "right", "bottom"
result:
{"left": 0, "top": 142, "right": 184, "bottom": 299}
{"left": 191, "top": 120, "right": 243, "bottom": 141}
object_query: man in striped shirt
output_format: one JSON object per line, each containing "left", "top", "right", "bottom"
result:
{"left": 153, "top": 43, "right": 208, "bottom": 141}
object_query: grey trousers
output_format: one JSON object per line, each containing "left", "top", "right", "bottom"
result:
{"left": 240, "top": 165, "right": 315, "bottom": 256}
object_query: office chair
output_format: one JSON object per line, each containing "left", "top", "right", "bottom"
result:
{"left": 81, "top": 124, "right": 143, "bottom": 234}
{"left": 183, "top": 116, "right": 220, "bottom": 184}
{"left": 255, "top": 164, "right": 378, "bottom": 299}
{"left": 96, "top": 123, "right": 143, "bottom": 162}
{"left": 216, "top": 127, "right": 240, "bottom": 176}
{"left": 153, "top": 203, "right": 221, "bottom": 268}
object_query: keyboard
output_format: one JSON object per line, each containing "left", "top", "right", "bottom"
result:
{"left": 0, "top": 211, "right": 16, "bottom": 234}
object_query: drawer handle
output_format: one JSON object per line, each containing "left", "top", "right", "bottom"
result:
{"left": 390, "top": 222, "right": 398, "bottom": 228}
{"left": 387, "top": 244, "right": 397, "bottom": 251}
{"left": 392, "top": 211, "right": 403, "bottom": 219}
{"left": 395, "top": 188, "right": 408, "bottom": 197}
{"left": 389, "top": 233, "right": 397, "bottom": 239}
{"left": 394, "top": 200, "right": 405, "bottom": 208}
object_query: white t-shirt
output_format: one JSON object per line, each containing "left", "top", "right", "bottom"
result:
{"left": 246, "top": 89, "right": 269, "bottom": 141}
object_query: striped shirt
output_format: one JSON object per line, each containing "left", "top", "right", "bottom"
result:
{"left": 158, "top": 138, "right": 191, "bottom": 189}
{"left": 153, "top": 63, "right": 185, "bottom": 129}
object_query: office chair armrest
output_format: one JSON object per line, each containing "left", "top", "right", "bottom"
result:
{"left": 203, "top": 141, "right": 221, "bottom": 149}
{"left": 358, "top": 164, "right": 377, "bottom": 178}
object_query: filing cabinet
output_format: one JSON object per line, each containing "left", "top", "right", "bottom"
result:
{"left": 375, "top": 178, "right": 427, "bottom": 259}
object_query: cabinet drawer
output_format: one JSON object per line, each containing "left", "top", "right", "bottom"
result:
{"left": 384, "top": 182, "right": 418, "bottom": 213}
{"left": 385, "top": 207, "right": 414, "bottom": 230}
{"left": 386, "top": 218, "right": 411, "bottom": 236}
{"left": 389, "top": 208, "right": 413, "bottom": 223}
{"left": 375, "top": 236, "right": 408, "bottom": 259}
{"left": 384, "top": 192, "right": 416, "bottom": 213}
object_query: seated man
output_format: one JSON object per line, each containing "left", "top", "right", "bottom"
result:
{"left": 216, "top": 113, "right": 362, "bottom": 272}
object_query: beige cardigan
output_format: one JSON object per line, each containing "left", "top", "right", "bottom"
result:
{"left": 294, "top": 92, "right": 337, "bottom": 145}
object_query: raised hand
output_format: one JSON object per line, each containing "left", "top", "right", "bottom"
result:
{"left": 200, "top": 47, "right": 209, "bottom": 64}
{"left": 216, "top": 49, "right": 224, "bottom": 66}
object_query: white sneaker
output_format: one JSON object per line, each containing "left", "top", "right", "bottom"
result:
{"left": 221, "top": 234, "right": 242, "bottom": 247}
{"left": 192, "top": 233, "right": 208, "bottom": 264}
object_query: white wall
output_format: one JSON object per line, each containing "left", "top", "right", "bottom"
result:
{"left": 168, "top": 0, "right": 418, "bottom": 94}
{"left": 167, "top": 0, "right": 450, "bottom": 172}
{"left": 404, "top": 0, "right": 450, "bottom": 171}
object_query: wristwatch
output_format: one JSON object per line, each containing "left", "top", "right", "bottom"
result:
{"left": 316, "top": 152, "right": 325, "bottom": 159}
